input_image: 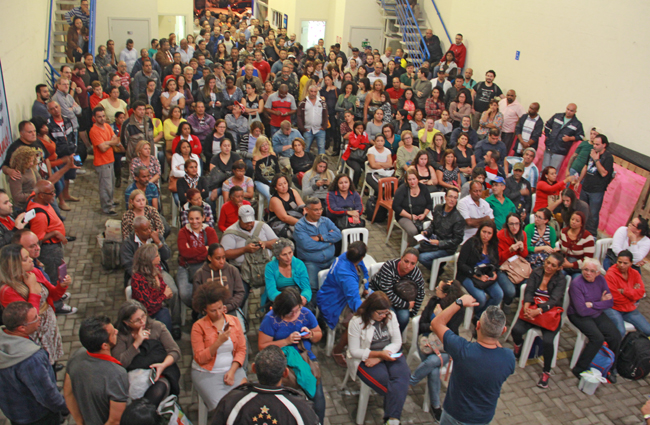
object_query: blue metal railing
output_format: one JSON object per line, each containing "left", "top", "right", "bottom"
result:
{"left": 88, "top": 0, "right": 96, "bottom": 59}
{"left": 392, "top": 0, "right": 427, "bottom": 67}
{"left": 430, "top": 0, "right": 452, "bottom": 44}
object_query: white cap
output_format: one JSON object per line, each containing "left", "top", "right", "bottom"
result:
{"left": 238, "top": 205, "right": 256, "bottom": 223}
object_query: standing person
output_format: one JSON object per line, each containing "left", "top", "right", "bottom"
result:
{"left": 568, "top": 259, "right": 620, "bottom": 381}
{"left": 64, "top": 316, "right": 129, "bottom": 425}
{"left": 430, "top": 296, "right": 515, "bottom": 425}
{"left": 368, "top": 249, "right": 426, "bottom": 333}
{"left": 513, "top": 102, "right": 543, "bottom": 155}
{"left": 486, "top": 176, "right": 517, "bottom": 230}
{"left": 575, "top": 134, "right": 614, "bottom": 236}
{"left": 46, "top": 100, "right": 79, "bottom": 209}
{"left": 0, "top": 302, "right": 69, "bottom": 425}
{"left": 89, "top": 107, "right": 121, "bottom": 215}
{"left": 265, "top": 84, "right": 297, "bottom": 135}
{"left": 497, "top": 90, "right": 524, "bottom": 153}
{"left": 347, "top": 292, "right": 410, "bottom": 425}
{"left": 471, "top": 70, "right": 503, "bottom": 130}
{"left": 412, "top": 68, "right": 432, "bottom": 112}
{"left": 542, "top": 103, "right": 584, "bottom": 170}
{"left": 297, "top": 85, "right": 329, "bottom": 155}
{"left": 504, "top": 162, "right": 533, "bottom": 221}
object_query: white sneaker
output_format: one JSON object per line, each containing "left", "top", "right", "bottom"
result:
{"left": 76, "top": 169, "right": 87, "bottom": 174}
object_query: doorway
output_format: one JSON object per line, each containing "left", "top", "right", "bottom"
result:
{"left": 109, "top": 18, "right": 151, "bottom": 54}
{"left": 300, "top": 21, "right": 326, "bottom": 49}
{"left": 159, "top": 15, "right": 186, "bottom": 40}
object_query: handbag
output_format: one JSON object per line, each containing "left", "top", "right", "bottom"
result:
{"left": 418, "top": 332, "right": 444, "bottom": 355}
{"left": 518, "top": 293, "right": 563, "bottom": 331}
{"left": 471, "top": 263, "right": 497, "bottom": 290}
{"left": 348, "top": 145, "right": 368, "bottom": 162}
{"left": 394, "top": 279, "right": 418, "bottom": 302}
{"left": 500, "top": 255, "right": 532, "bottom": 284}
{"left": 157, "top": 395, "right": 193, "bottom": 425}
{"left": 283, "top": 340, "right": 321, "bottom": 390}
{"left": 168, "top": 176, "right": 178, "bottom": 192}
{"left": 335, "top": 210, "right": 366, "bottom": 229}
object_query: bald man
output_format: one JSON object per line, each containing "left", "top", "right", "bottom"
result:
{"left": 498, "top": 90, "right": 524, "bottom": 153}
{"left": 542, "top": 103, "right": 585, "bottom": 170}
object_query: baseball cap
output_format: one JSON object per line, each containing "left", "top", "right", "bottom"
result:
{"left": 513, "top": 162, "right": 525, "bottom": 172}
{"left": 238, "top": 205, "right": 256, "bottom": 223}
{"left": 288, "top": 54, "right": 296, "bottom": 59}
{"left": 491, "top": 176, "right": 506, "bottom": 185}
{"left": 351, "top": 47, "right": 359, "bottom": 52}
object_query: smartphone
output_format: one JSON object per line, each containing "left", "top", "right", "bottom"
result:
{"left": 389, "top": 353, "right": 403, "bottom": 359}
{"left": 299, "top": 331, "right": 310, "bottom": 337}
{"left": 23, "top": 209, "right": 36, "bottom": 223}
{"left": 149, "top": 368, "right": 157, "bottom": 385}
{"left": 57, "top": 263, "right": 67, "bottom": 284}
{"left": 73, "top": 155, "right": 82, "bottom": 167}
{"left": 223, "top": 321, "right": 230, "bottom": 331}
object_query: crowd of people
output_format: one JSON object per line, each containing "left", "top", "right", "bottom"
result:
{"left": 0, "top": 2, "right": 648, "bottom": 425}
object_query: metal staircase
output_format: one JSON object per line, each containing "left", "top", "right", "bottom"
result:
{"left": 44, "top": 0, "right": 96, "bottom": 90}
{"left": 377, "top": 0, "right": 427, "bottom": 67}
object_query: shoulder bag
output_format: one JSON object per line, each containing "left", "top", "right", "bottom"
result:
{"left": 500, "top": 254, "right": 532, "bottom": 284}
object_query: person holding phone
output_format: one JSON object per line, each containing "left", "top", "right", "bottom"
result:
{"left": 347, "top": 291, "right": 410, "bottom": 425}
{"left": 301, "top": 155, "right": 334, "bottom": 210}
{"left": 258, "top": 287, "right": 324, "bottom": 424}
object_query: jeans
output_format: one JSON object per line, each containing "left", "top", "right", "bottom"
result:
{"left": 391, "top": 307, "right": 411, "bottom": 334}
{"left": 496, "top": 271, "right": 518, "bottom": 305}
{"left": 417, "top": 248, "right": 452, "bottom": 270}
{"left": 254, "top": 181, "right": 271, "bottom": 202}
{"left": 39, "top": 243, "right": 65, "bottom": 311}
{"left": 461, "top": 278, "right": 503, "bottom": 317}
{"left": 511, "top": 319, "right": 560, "bottom": 372}
{"left": 542, "top": 152, "right": 565, "bottom": 170}
{"left": 579, "top": 190, "right": 605, "bottom": 236}
{"left": 304, "top": 257, "right": 335, "bottom": 304}
{"left": 409, "top": 348, "right": 449, "bottom": 409}
{"left": 311, "top": 380, "right": 326, "bottom": 425}
{"left": 357, "top": 354, "right": 410, "bottom": 421}
{"left": 303, "top": 130, "right": 326, "bottom": 154}
{"left": 440, "top": 410, "right": 489, "bottom": 425}
{"left": 568, "top": 313, "right": 621, "bottom": 373}
{"left": 161, "top": 271, "right": 181, "bottom": 327}
{"left": 604, "top": 308, "right": 650, "bottom": 337}
{"left": 177, "top": 263, "right": 204, "bottom": 308}
{"left": 152, "top": 307, "right": 173, "bottom": 332}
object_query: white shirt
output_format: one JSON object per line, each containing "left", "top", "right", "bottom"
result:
{"left": 179, "top": 46, "right": 195, "bottom": 64}
{"left": 119, "top": 48, "right": 137, "bottom": 74}
{"left": 221, "top": 221, "right": 277, "bottom": 265}
{"left": 368, "top": 72, "right": 388, "bottom": 87}
{"left": 457, "top": 196, "right": 494, "bottom": 243}
{"left": 611, "top": 226, "right": 650, "bottom": 264}
{"left": 304, "top": 97, "right": 323, "bottom": 133}
{"left": 367, "top": 146, "right": 394, "bottom": 177}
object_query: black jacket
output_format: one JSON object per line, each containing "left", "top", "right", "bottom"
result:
{"left": 456, "top": 239, "right": 499, "bottom": 283}
{"left": 47, "top": 116, "right": 77, "bottom": 157}
{"left": 176, "top": 176, "right": 209, "bottom": 206}
{"left": 212, "top": 383, "right": 320, "bottom": 425}
{"left": 504, "top": 175, "right": 532, "bottom": 216}
{"left": 419, "top": 204, "right": 464, "bottom": 253}
{"left": 424, "top": 34, "right": 443, "bottom": 64}
{"left": 513, "top": 113, "right": 543, "bottom": 152}
{"left": 0, "top": 219, "right": 16, "bottom": 250}
{"left": 523, "top": 267, "right": 566, "bottom": 312}
{"left": 544, "top": 113, "right": 584, "bottom": 156}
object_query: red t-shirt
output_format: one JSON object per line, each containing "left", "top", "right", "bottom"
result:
{"left": 89, "top": 123, "right": 116, "bottom": 166}
{"left": 217, "top": 200, "right": 251, "bottom": 232}
{"left": 253, "top": 60, "right": 271, "bottom": 82}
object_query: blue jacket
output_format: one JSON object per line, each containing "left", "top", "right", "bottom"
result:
{"left": 326, "top": 190, "right": 363, "bottom": 220}
{"left": 294, "top": 216, "right": 342, "bottom": 264}
{"left": 271, "top": 128, "right": 303, "bottom": 158}
{"left": 544, "top": 113, "right": 585, "bottom": 156}
{"left": 317, "top": 253, "right": 369, "bottom": 329}
{"left": 263, "top": 256, "right": 312, "bottom": 306}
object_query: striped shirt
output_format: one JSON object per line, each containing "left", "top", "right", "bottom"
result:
{"left": 64, "top": 7, "right": 90, "bottom": 27}
{"left": 560, "top": 228, "right": 595, "bottom": 269}
{"left": 369, "top": 259, "right": 425, "bottom": 313}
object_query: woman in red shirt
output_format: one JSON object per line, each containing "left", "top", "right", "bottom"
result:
{"left": 497, "top": 213, "right": 529, "bottom": 306}
{"left": 342, "top": 121, "right": 370, "bottom": 186}
{"left": 534, "top": 166, "right": 573, "bottom": 212}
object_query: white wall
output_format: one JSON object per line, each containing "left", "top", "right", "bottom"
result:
{"left": 420, "top": 0, "right": 650, "bottom": 156}
{"left": 95, "top": 0, "right": 158, "bottom": 52}
{"left": 0, "top": 0, "right": 49, "bottom": 135}
{"left": 158, "top": 0, "right": 194, "bottom": 40}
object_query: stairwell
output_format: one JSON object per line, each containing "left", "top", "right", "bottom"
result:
{"left": 376, "top": 0, "right": 427, "bottom": 67}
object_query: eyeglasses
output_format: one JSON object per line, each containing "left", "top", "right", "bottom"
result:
{"left": 374, "top": 310, "right": 389, "bottom": 317}
{"left": 23, "top": 315, "right": 41, "bottom": 327}
{"left": 130, "top": 316, "right": 147, "bottom": 324}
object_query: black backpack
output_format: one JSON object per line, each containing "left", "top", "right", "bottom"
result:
{"left": 365, "top": 196, "right": 387, "bottom": 223}
{"left": 617, "top": 331, "right": 650, "bottom": 380}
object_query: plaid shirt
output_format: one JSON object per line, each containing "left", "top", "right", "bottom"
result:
{"left": 180, "top": 201, "right": 214, "bottom": 227}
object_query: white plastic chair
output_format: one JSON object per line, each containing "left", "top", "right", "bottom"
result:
{"left": 125, "top": 286, "right": 132, "bottom": 300}
{"left": 170, "top": 194, "right": 179, "bottom": 228}
{"left": 359, "top": 161, "right": 375, "bottom": 197}
{"left": 257, "top": 193, "right": 266, "bottom": 221}
{"left": 342, "top": 162, "right": 355, "bottom": 181}
{"left": 367, "top": 262, "right": 384, "bottom": 280}
{"left": 320, "top": 269, "right": 338, "bottom": 356}
{"left": 570, "top": 320, "right": 636, "bottom": 369}
{"left": 215, "top": 195, "right": 224, "bottom": 222}
{"left": 431, "top": 192, "right": 445, "bottom": 208}
{"left": 428, "top": 254, "right": 456, "bottom": 291}
{"left": 595, "top": 238, "right": 613, "bottom": 265}
{"left": 341, "top": 228, "right": 376, "bottom": 265}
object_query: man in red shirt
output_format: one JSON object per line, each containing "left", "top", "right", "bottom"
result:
{"left": 116, "top": 61, "right": 130, "bottom": 92}
{"left": 447, "top": 33, "right": 467, "bottom": 71}
{"left": 386, "top": 76, "right": 404, "bottom": 110}
{"left": 253, "top": 50, "right": 271, "bottom": 83}
{"left": 218, "top": 186, "right": 251, "bottom": 232}
{"left": 89, "top": 107, "right": 121, "bottom": 215}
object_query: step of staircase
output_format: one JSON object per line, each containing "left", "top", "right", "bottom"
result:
{"left": 56, "top": 0, "right": 79, "bottom": 4}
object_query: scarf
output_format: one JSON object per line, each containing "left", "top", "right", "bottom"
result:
{"left": 184, "top": 174, "right": 199, "bottom": 188}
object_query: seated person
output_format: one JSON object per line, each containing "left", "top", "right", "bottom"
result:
{"left": 176, "top": 158, "right": 209, "bottom": 206}
{"left": 125, "top": 166, "right": 160, "bottom": 211}
{"left": 342, "top": 121, "right": 370, "bottom": 187}
{"left": 409, "top": 280, "right": 464, "bottom": 421}
{"left": 604, "top": 250, "right": 650, "bottom": 337}
{"left": 417, "top": 188, "right": 464, "bottom": 270}
{"left": 180, "top": 188, "right": 215, "bottom": 228}
{"left": 413, "top": 149, "right": 439, "bottom": 193}
{"left": 524, "top": 208, "right": 558, "bottom": 268}
{"left": 191, "top": 284, "right": 248, "bottom": 412}
{"left": 217, "top": 185, "right": 250, "bottom": 232}
{"left": 268, "top": 174, "right": 305, "bottom": 235}
{"left": 290, "top": 137, "right": 315, "bottom": 187}
{"left": 209, "top": 137, "right": 242, "bottom": 199}
{"left": 130, "top": 244, "right": 181, "bottom": 337}
{"left": 460, "top": 167, "right": 487, "bottom": 199}
{"left": 221, "top": 160, "right": 254, "bottom": 203}
{"left": 317, "top": 241, "right": 369, "bottom": 366}
{"left": 263, "top": 238, "right": 311, "bottom": 310}
{"left": 193, "top": 243, "right": 247, "bottom": 323}
{"left": 486, "top": 176, "right": 517, "bottom": 230}
{"left": 604, "top": 217, "right": 650, "bottom": 271}
{"left": 122, "top": 189, "right": 166, "bottom": 240}
{"left": 130, "top": 140, "right": 162, "bottom": 188}
{"left": 294, "top": 197, "right": 342, "bottom": 297}
{"left": 568, "top": 258, "right": 620, "bottom": 381}
{"left": 534, "top": 166, "right": 572, "bottom": 212}
{"left": 258, "top": 288, "right": 325, "bottom": 424}
{"left": 436, "top": 149, "right": 461, "bottom": 191}
{"left": 112, "top": 300, "right": 181, "bottom": 405}
{"left": 558, "top": 188, "right": 589, "bottom": 229}
{"left": 457, "top": 221, "right": 502, "bottom": 326}
{"left": 271, "top": 120, "right": 303, "bottom": 172}
{"left": 496, "top": 213, "right": 528, "bottom": 306}
{"left": 392, "top": 167, "right": 430, "bottom": 244}
{"left": 347, "top": 291, "right": 410, "bottom": 425}
{"left": 302, "top": 155, "right": 335, "bottom": 209}
{"left": 120, "top": 216, "right": 171, "bottom": 285}
{"left": 510, "top": 252, "right": 566, "bottom": 389}
{"left": 171, "top": 121, "right": 202, "bottom": 157}
{"left": 171, "top": 137, "right": 202, "bottom": 180}
{"left": 325, "top": 173, "right": 363, "bottom": 229}
{"left": 559, "top": 211, "right": 594, "bottom": 277}
{"left": 222, "top": 205, "right": 278, "bottom": 269}
{"left": 368, "top": 248, "right": 426, "bottom": 333}
{"left": 177, "top": 207, "right": 219, "bottom": 309}
{"left": 252, "top": 136, "right": 280, "bottom": 202}
{"left": 366, "top": 134, "right": 395, "bottom": 194}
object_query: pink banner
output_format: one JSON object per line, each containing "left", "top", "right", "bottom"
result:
{"left": 599, "top": 164, "right": 647, "bottom": 235}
